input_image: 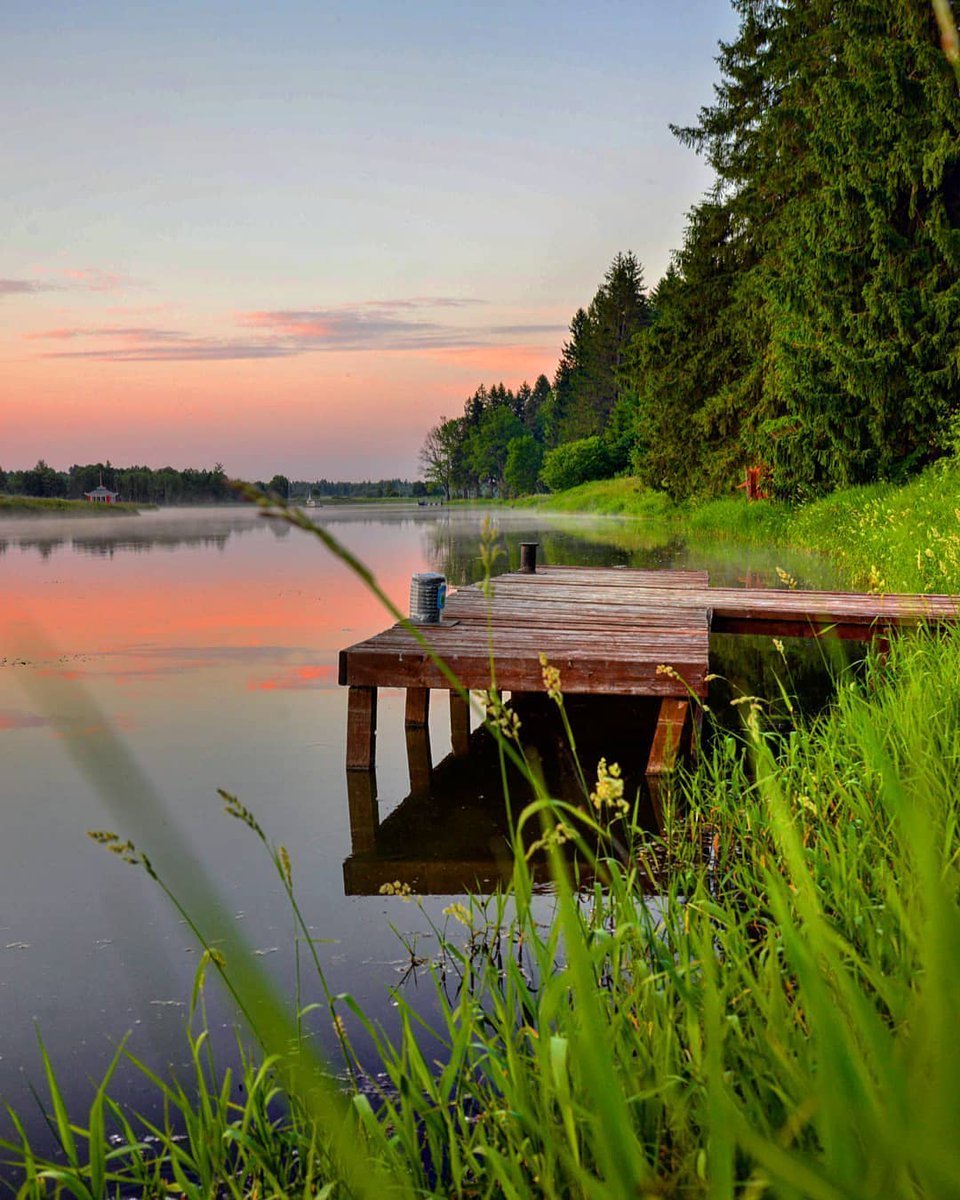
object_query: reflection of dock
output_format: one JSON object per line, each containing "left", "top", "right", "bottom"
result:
{"left": 343, "top": 695, "right": 663, "bottom": 895}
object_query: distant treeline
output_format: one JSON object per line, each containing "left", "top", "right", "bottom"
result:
{"left": 0, "top": 461, "right": 234, "bottom": 504}
{"left": 283, "top": 477, "right": 420, "bottom": 499}
{"left": 0, "top": 462, "right": 422, "bottom": 505}
{"left": 422, "top": 2, "right": 960, "bottom": 502}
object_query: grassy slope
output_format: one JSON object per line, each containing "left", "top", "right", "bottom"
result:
{"left": 526, "top": 461, "right": 960, "bottom": 595}
{"left": 0, "top": 495, "right": 143, "bottom": 517}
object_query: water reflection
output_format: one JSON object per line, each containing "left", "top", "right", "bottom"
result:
{"left": 0, "top": 502, "right": 849, "bottom": 1164}
{"left": 421, "top": 510, "right": 837, "bottom": 591}
{"left": 340, "top": 631, "right": 860, "bottom": 898}
{"left": 344, "top": 694, "right": 668, "bottom": 896}
{"left": 0, "top": 521, "right": 257, "bottom": 560}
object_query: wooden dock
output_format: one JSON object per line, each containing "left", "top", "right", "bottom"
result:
{"left": 338, "top": 565, "right": 959, "bottom": 783}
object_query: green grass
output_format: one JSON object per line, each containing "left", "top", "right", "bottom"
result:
{"left": 683, "top": 461, "right": 960, "bottom": 595}
{"left": 0, "top": 495, "right": 143, "bottom": 517}
{"left": 5, "top": 492, "right": 960, "bottom": 1197}
{"left": 528, "top": 461, "right": 960, "bottom": 595}
{"left": 516, "top": 477, "right": 673, "bottom": 516}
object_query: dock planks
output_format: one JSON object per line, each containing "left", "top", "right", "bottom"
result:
{"left": 338, "top": 565, "right": 960, "bottom": 773}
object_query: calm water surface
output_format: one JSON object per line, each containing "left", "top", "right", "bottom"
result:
{"left": 0, "top": 504, "right": 844, "bottom": 1151}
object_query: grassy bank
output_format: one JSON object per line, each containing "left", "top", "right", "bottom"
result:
{"left": 517, "top": 477, "right": 673, "bottom": 517}
{"left": 0, "top": 496, "right": 143, "bottom": 517}
{"left": 525, "top": 460, "right": 960, "bottom": 596}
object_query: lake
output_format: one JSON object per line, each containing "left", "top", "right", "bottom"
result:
{"left": 0, "top": 503, "right": 846, "bottom": 1156}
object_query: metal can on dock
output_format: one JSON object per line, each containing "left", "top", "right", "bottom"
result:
{"left": 409, "top": 572, "right": 447, "bottom": 622}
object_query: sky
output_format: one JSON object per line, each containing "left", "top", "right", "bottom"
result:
{"left": 1, "top": 0, "right": 738, "bottom": 481}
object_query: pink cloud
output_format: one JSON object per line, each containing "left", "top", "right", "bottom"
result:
{"left": 57, "top": 267, "right": 142, "bottom": 291}
{"left": 1, "top": 267, "right": 141, "bottom": 300}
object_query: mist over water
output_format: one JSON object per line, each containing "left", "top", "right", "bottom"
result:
{"left": 0, "top": 504, "right": 843, "bottom": 1156}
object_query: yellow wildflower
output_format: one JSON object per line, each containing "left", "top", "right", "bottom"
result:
{"left": 590, "top": 758, "right": 628, "bottom": 814}
{"left": 538, "top": 653, "right": 563, "bottom": 702}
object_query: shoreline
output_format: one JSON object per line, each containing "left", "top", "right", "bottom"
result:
{"left": 0, "top": 496, "right": 148, "bottom": 518}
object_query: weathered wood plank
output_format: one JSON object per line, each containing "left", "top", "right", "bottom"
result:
{"left": 404, "top": 687, "right": 430, "bottom": 728}
{"left": 343, "top": 653, "right": 706, "bottom": 696}
{"left": 345, "top": 686, "right": 377, "bottom": 771}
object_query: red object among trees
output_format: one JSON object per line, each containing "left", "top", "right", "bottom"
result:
{"left": 737, "top": 464, "right": 771, "bottom": 501}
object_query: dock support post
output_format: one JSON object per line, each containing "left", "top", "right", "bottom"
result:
{"left": 404, "top": 687, "right": 430, "bottom": 728}
{"left": 450, "top": 690, "right": 471, "bottom": 756}
{"left": 346, "top": 686, "right": 377, "bottom": 771}
{"left": 405, "top": 724, "right": 433, "bottom": 797}
{"left": 645, "top": 698, "right": 691, "bottom": 830}
{"left": 346, "top": 771, "right": 379, "bottom": 854}
{"left": 646, "top": 698, "right": 692, "bottom": 778}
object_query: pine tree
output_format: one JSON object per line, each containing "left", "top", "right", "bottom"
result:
{"left": 643, "top": 0, "right": 960, "bottom": 498}
{"left": 557, "top": 253, "right": 650, "bottom": 444}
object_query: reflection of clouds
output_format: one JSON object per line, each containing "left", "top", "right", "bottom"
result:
{"left": 0, "top": 709, "right": 49, "bottom": 731}
{"left": 124, "top": 644, "right": 318, "bottom": 662}
{"left": 248, "top": 665, "right": 335, "bottom": 692}
{"left": 109, "top": 645, "right": 330, "bottom": 683}
{"left": 50, "top": 713, "right": 137, "bottom": 737}
{"left": 14, "top": 645, "right": 333, "bottom": 684}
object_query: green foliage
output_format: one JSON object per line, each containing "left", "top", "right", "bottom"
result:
{"left": 0, "top": 496, "right": 143, "bottom": 516}
{"left": 465, "top": 403, "right": 524, "bottom": 493}
{"left": 672, "top": 454, "right": 960, "bottom": 594}
{"left": 419, "top": 416, "right": 465, "bottom": 500}
{"left": 502, "top": 433, "right": 543, "bottom": 497}
{"left": 0, "top": 461, "right": 235, "bottom": 505}
{"left": 628, "top": 204, "right": 759, "bottom": 500}
{"left": 788, "top": 460, "right": 960, "bottom": 593}
{"left": 682, "top": 495, "right": 792, "bottom": 543}
{"left": 516, "top": 474, "right": 675, "bottom": 517}
{"left": 551, "top": 252, "right": 650, "bottom": 446}
{"left": 539, "top": 435, "right": 612, "bottom": 492}
{"left": 635, "top": 0, "right": 960, "bottom": 501}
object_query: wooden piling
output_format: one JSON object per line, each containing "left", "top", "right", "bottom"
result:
{"left": 346, "top": 686, "right": 377, "bottom": 771}
{"left": 404, "top": 686, "right": 430, "bottom": 728}
{"left": 405, "top": 724, "right": 433, "bottom": 797}
{"left": 646, "top": 698, "right": 691, "bottom": 779}
{"left": 450, "top": 691, "right": 471, "bottom": 756}
{"left": 346, "top": 770, "right": 379, "bottom": 854}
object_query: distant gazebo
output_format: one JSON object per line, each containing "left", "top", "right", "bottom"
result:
{"left": 84, "top": 474, "right": 120, "bottom": 504}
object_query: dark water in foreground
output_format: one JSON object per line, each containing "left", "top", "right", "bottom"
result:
{"left": 0, "top": 504, "right": 847, "bottom": 1155}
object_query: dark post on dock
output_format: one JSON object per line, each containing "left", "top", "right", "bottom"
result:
{"left": 519, "top": 542, "right": 539, "bottom": 574}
